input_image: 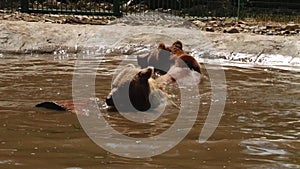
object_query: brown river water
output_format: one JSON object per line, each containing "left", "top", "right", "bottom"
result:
{"left": 0, "top": 53, "right": 299, "bottom": 169}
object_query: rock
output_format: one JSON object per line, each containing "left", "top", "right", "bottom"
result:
{"left": 275, "top": 27, "right": 282, "bottom": 32}
{"left": 183, "top": 20, "right": 192, "bottom": 27}
{"left": 266, "top": 25, "right": 280, "bottom": 29}
{"left": 224, "top": 20, "right": 235, "bottom": 27}
{"left": 266, "top": 31, "right": 274, "bottom": 35}
{"left": 237, "top": 24, "right": 245, "bottom": 28}
{"left": 192, "top": 20, "right": 206, "bottom": 27}
{"left": 200, "top": 17, "right": 208, "bottom": 22}
{"left": 208, "top": 20, "right": 217, "bottom": 25}
{"left": 206, "top": 27, "right": 214, "bottom": 32}
{"left": 281, "top": 30, "right": 290, "bottom": 35}
{"left": 3, "top": 14, "right": 11, "bottom": 19}
{"left": 242, "top": 29, "right": 250, "bottom": 33}
{"left": 249, "top": 25, "right": 258, "bottom": 30}
{"left": 261, "top": 29, "right": 267, "bottom": 34}
{"left": 44, "top": 18, "right": 55, "bottom": 23}
{"left": 266, "top": 25, "right": 272, "bottom": 29}
{"left": 225, "top": 27, "right": 239, "bottom": 33}
{"left": 238, "top": 20, "right": 246, "bottom": 25}
{"left": 285, "top": 24, "right": 300, "bottom": 31}
{"left": 260, "top": 26, "right": 267, "bottom": 30}
{"left": 218, "top": 17, "right": 226, "bottom": 21}
{"left": 212, "top": 23, "right": 218, "bottom": 28}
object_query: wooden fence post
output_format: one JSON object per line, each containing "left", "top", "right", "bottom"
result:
{"left": 113, "top": 0, "right": 122, "bottom": 17}
{"left": 20, "top": 0, "right": 29, "bottom": 13}
{"left": 238, "top": 0, "right": 245, "bottom": 18}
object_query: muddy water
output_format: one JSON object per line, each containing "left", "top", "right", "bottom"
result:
{"left": 0, "top": 53, "right": 299, "bottom": 169}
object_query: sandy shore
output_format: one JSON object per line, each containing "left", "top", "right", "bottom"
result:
{"left": 0, "top": 19, "right": 299, "bottom": 57}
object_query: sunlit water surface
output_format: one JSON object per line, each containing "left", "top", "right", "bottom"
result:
{"left": 0, "top": 52, "right": 299, "bottom": 169}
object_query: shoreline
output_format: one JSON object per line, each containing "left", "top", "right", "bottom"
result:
{"left": 1, "top": 19, "right": 299, "bottom": 57}
{"left": 1, "top": 11, "right": 300, "bottom": 35}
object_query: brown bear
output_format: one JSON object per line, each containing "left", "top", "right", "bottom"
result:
{"left": 36, "top": 65, "right": 168, "bottom": 113}
{"left": 171, "top": 53, "right": 201, "bottom": 74}
{"left": 155, "top": 51, "right": 203, "bottom": 86}
{"left": 137, "top": 40, "right": 201, "bottom": 75}
{"left": 36, "top": 41, "right": 202, "bottom": 113}
{"left": 105, "top": 62, "right": 203, "bottom": 112}
{"left": 137, "top": 42, "right": 173, "bottom": 74}
{"left": 154, "top": 41, "right": 203, "bottom": 85}
{"left": 165, "top": 40, "right": 184, "bottom": 55}
{"left": 105, "top": 64, "right": 167, "bottom": 112}
{"left": 35, "top": 62, "right": 201, "bottom": 113}
{"left": 167, "top": 41, "right": 201, "bottom": 74}
{"left": 156, "top": 63, "right": 203, "bottom": 86}
{"left": 137, "top": 40, "right": 184, "bottom": 74}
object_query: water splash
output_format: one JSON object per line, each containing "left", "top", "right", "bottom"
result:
{"left": 191, "top": 49, "right": 300, "bottom": 72}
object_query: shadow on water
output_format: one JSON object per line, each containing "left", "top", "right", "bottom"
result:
{"left": 0, "top": 53, "right": 299, "bottom": 169}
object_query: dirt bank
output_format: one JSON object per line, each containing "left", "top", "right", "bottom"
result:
{"left": 0, "top": 19, "right": 299, "bottom": 57}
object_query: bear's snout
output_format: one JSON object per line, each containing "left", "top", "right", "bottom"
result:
{"left": 105, "top": 95, "right": 114, "bottom": 107}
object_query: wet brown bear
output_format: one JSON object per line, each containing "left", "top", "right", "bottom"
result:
{"left": 137, "top": 43, "right": 172, "bottom": 74}
{"left": 36, "top": 62, "right": 200, "bottom": 113}
{"left": 106, "top": 64, "right": 166, "bottom": 112}
{"left": 154, "top": 50, "right": 203, "bottom": 85}
{"left": 36, "top": 65, "right": 167, "bottom": 113}
{"left": 36, "top": 41, "right": 201, "bottom": 113}
{"left": 156, "top": 41, "right": 203, "bottom": 85}
{"left": 137, "top": 40, "right": 201, "bottom": 75}
{"left": 170, "top": 52, "right": 201, "bottom": 74}
{"left": 105, "top": 62, "right": 202, "bottom": 112}
{"left": 156, "top": 61, "right": 203, "bottom": 85}
{"left": 137, "top": 40, "right": 184, "bottom": 74}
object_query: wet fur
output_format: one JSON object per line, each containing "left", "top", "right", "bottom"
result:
{"left": 37, "top": 41, "right": 202, "bottom": 113}
{"left": 137, "top": 40, "right": 201, "bottom": 75}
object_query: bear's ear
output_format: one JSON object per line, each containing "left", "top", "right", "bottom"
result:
{"left": 157, "top": 42, "right": 166, "bottom": 49}
{"left": 172, "top": 40, "right": 183, "bottom": 50}
{"left": 138, "top": 67, "right": 153, "bottom": 81}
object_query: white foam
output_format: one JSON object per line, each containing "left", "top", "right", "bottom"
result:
{"left": 192, "top": 49, "right": 300, "bottom": 72}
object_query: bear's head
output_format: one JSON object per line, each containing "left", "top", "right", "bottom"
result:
{"left": 166, "top": 40, "right": 183, "bottom": 54}
{"left": 137, "top": 42, "right": 172, "bottom": 74}
{"left": 156, "top": 54, "right": 203, "bottom": 85}
{"left": 172, "top": 40, "right": 183, "bottom": 50}
{"left": 137, "top": 40, "right": 184, "bottom": 75}
{"left": 174, "top": 54, "right": 201, "bottom": 74}
{"left": 106, "top": 65, "right": 164, "bottom": 112}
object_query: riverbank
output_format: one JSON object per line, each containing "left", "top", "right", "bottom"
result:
{"left": 0, "top": 17, "right": 299, "bottom": 58}
{"left": 1, "top": 11, "right": 300, "bottom": 35}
